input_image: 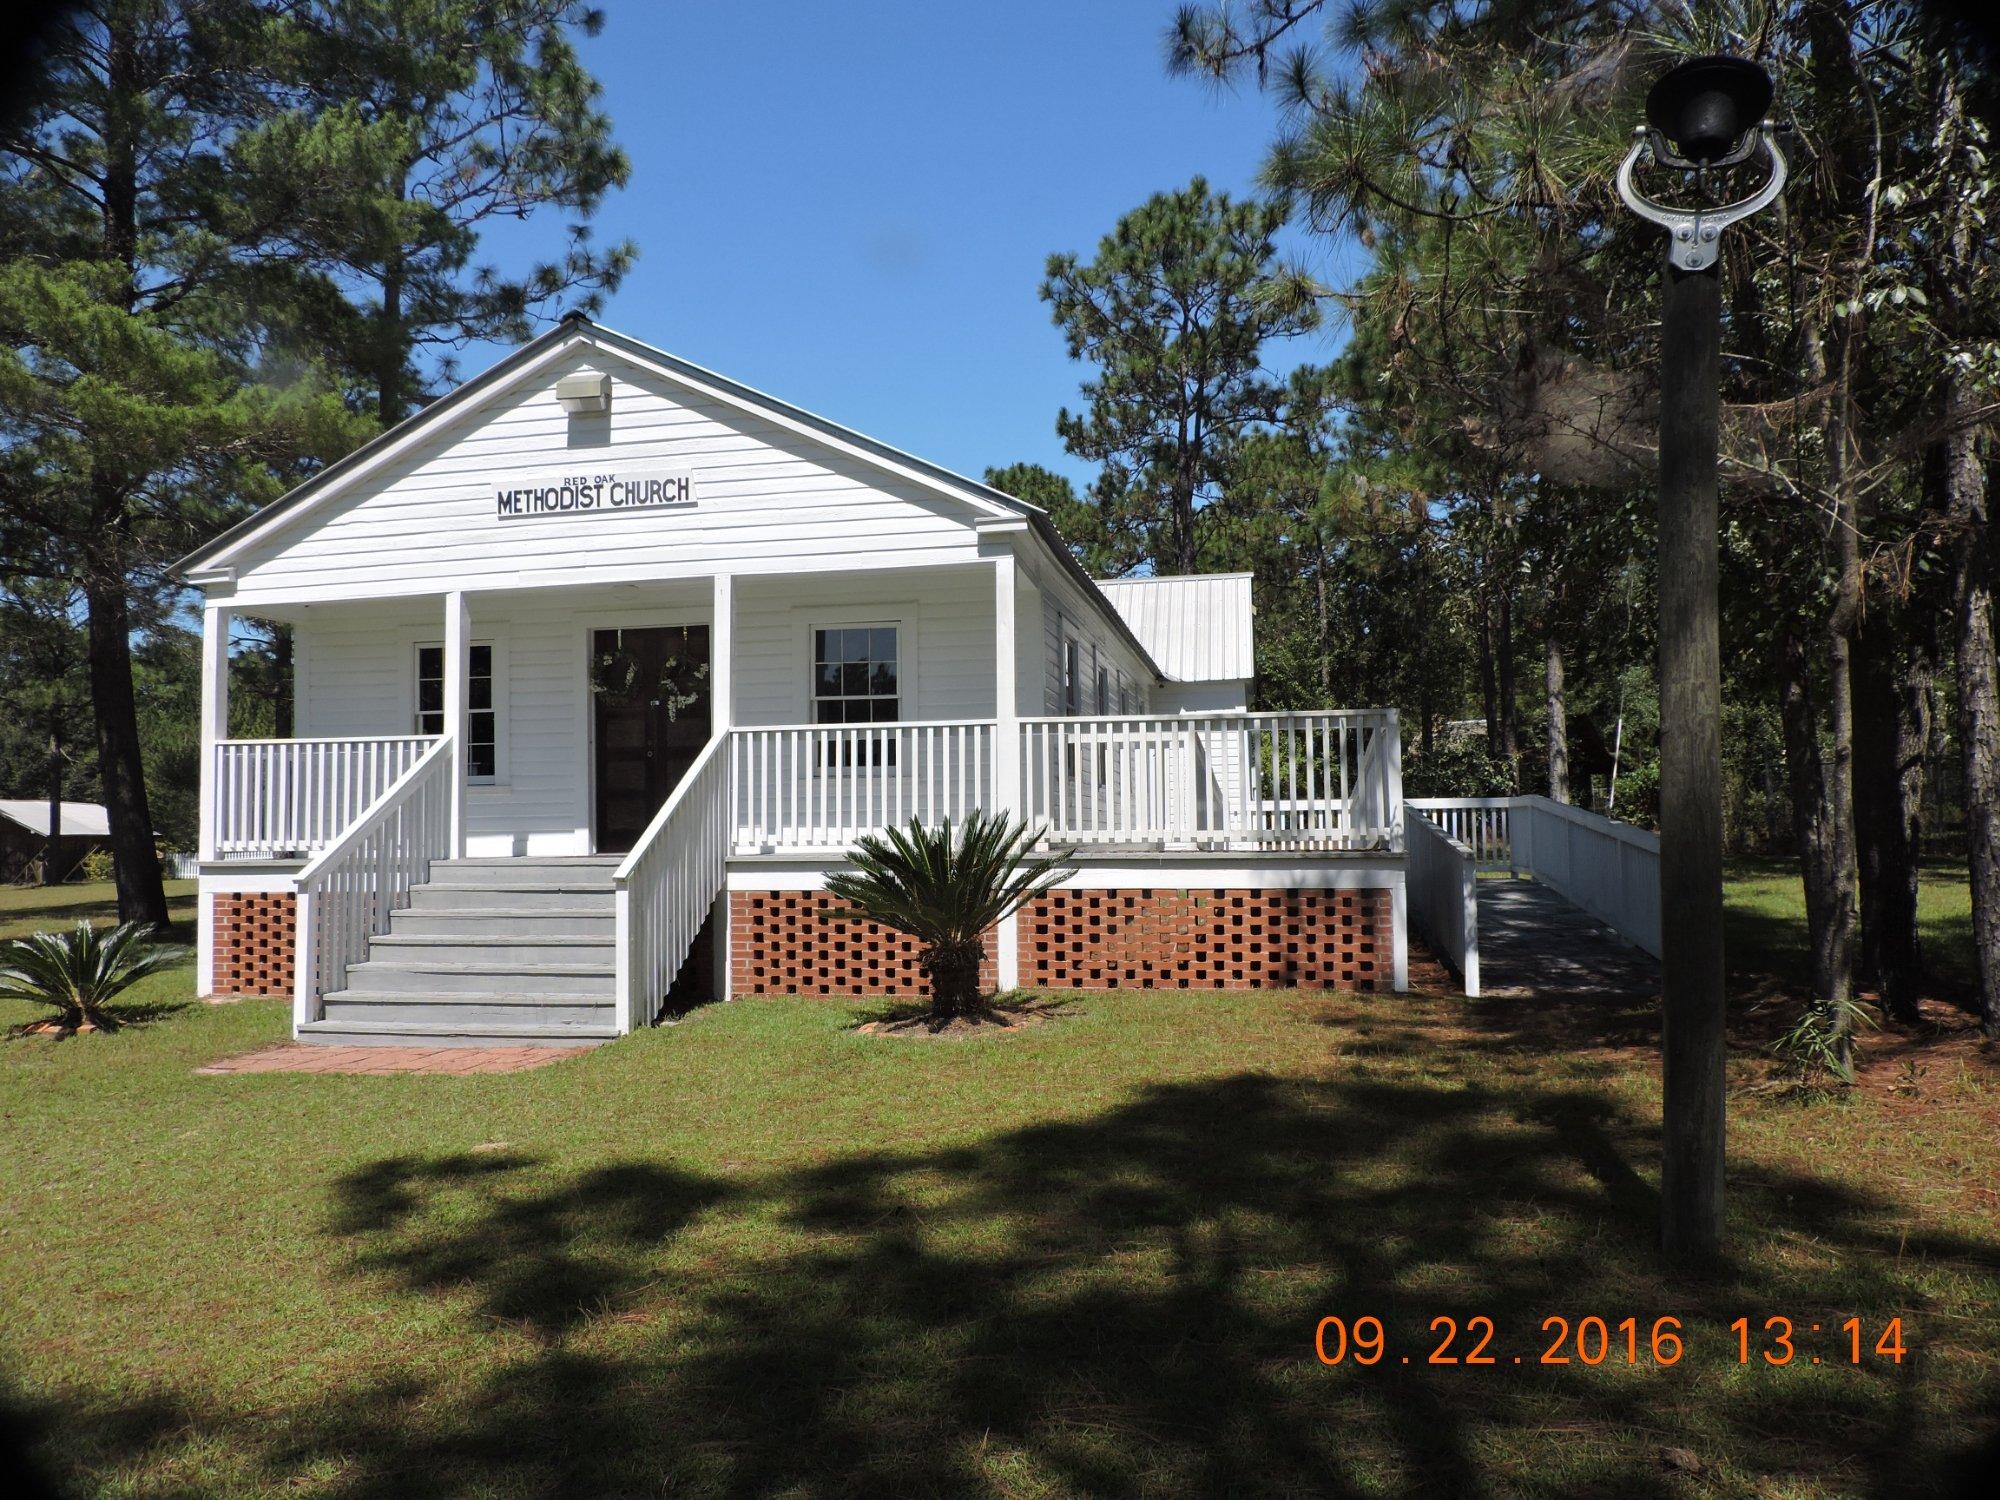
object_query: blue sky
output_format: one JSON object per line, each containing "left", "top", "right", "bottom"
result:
{"left": 471, "top": 0, "right": 1362, "bottom": 492}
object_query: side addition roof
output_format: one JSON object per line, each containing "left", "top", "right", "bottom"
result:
{"left": 0, "top": 800, "right": 112, "bottom": 838}
{"left": 1095, "top": 574, "right": 1256, "bottom": 683}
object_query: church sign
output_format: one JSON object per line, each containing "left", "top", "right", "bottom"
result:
{"left": 495, "top": 466, "right": 695, "bottom": 520}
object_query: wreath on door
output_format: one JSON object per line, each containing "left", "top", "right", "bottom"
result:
{"left": 590, "top": 643, "right": 709, "bottom": 720}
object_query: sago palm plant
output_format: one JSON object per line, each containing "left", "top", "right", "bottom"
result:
{"left": 824, "top": 812, "right": 1070, "bottom": 1024}
{"left": 0, "top": 921, "right": 182, "bottom": 1036}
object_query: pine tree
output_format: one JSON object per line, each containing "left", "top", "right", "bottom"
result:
{"left": 284, "top": 0, "right": 634, "bottom": 422}
{"left": 1041, "top": 178, "right": 1317, "bottom": 575}
{"left": 0, "top": 1, "right": 368, "bottom": 926}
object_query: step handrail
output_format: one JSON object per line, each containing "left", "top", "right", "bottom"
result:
{"left": 613, "top": 732, "right": 731, "bottom": 1030}
{"left": 294, "top": 736, "right": 456, "bottom": 1030}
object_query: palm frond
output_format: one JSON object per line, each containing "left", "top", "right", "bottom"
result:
{"left": 824, "top": 813, "right": 1073, "bottom": 957}
{"left": 0, "top": 921, "right": 181, "bottom": 1029}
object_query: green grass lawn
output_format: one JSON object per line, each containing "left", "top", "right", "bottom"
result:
{"left": 1726, "top": 858, "right": 1977, "bottom": 999}
{"left": 3, "top": 955, "right": 1997, "bottom": 1496}
{"left": 0, "top": 879, "right": 198, "bottom": 944}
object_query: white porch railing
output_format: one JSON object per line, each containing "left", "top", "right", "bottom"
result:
{"left": 616, "top": 734, "right": 731, "bottom": 1030}
{"left": 728, "top": 721, "right": 995, "bottom": 852}
{"left": 1406, "top": 807, "right": 1480, "bottom": 995}
{"left": 1406, "top": 797, "right": 1514, "bottom": 870}
{"left": 293, "top": 738, "right": 454, "bottom": 1026}
{"left": 1018, "top": 710, "right": 1400, "bottom": 850}
{"left": 262, "top": 708, "right": 1407, "bottom": 1029}
{"left": 212, "top": 736, "right": 436, "bottom": 858}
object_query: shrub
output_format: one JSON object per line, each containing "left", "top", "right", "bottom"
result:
{"left": 1404, "top": 735, "right": 1516, "bottom": 798}
{"left": 78, "top": 848, "right": 115, "bottom": 884}
{"left": 0, "top": 921, "right": 181, "bottom": 1036}
{"left": 824, "top": 812, "right": 1070, "bottom": 1024}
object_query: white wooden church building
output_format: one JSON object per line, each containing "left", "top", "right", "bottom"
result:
{"left": 179, "top": 317, "right": 1408, "bottom": 1045}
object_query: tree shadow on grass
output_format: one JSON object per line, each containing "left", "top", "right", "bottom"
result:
{"left": 329, "top": 1152, "right": 731, "bottom": 1340}
{"left": 33, "top": 1071, "right": 2000, "bottom": 1497}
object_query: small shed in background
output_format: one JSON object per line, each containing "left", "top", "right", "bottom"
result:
{"left": 0, "top": 801, "right": 112, "bottom": 885}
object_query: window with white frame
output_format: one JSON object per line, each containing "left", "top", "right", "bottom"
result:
{"left": 813, "top": 625, "right": 900, "bottom": 724}
{"left": 416, "top": 643, "right": 497, "bottom": 780}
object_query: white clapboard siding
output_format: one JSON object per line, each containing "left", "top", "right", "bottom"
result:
{"left": 224, "top": 346, "right": 987, "bottom": 605}
{"left": 732, "top": 567, "right": 998, "bottom": 726}
{"left": 1035, "top": 560, "right": 1156, "bottom": 717}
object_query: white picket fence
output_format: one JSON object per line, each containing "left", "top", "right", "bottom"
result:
{"left": 212, "top": 736, "right": 435, "bottom": 858}
{"left": 1405, "top": 808, "right": 1479, "bottom": 995}
{"left": 293, "top": 738, "right": 454, "bottom": 1026}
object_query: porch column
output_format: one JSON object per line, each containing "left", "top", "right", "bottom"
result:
{"left": 993, "top": 553, "right": 1022, "bottom": 991}
{"left": 444, "top": 590, "right": 470, "bottom": 857}
{"left": 195, "top": 601, "right": 232, "bottom": 996}
{"left": 711, "top": 573, "right": 734, "bottom": 733}
{"left": 711, "top": 573, "right": 734, "bottom": 1002}
{"left": 196, "top": 601, "right": 232, "bottom": 863}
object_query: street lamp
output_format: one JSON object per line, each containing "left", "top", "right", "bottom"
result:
{"left": 1615, "top": 55, "right": 1787, "bottom": 1261}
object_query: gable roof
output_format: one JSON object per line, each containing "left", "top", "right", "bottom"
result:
{"left": 0, "top": 800, "right": 111, "bottom": 838}
{"left": 171, "top": 317, "right": 1165, "bottom": 680}
{"left": 1097, "top": 574, "right": 1256, "bottom": 682}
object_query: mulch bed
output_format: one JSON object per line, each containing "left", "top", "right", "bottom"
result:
{"left": 854, "top": 997, "right": 1070, "bottom": 1039}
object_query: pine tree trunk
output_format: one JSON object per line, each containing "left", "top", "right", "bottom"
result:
{"left": 1496, "top": 586, "right": 1520, "bottom": 764}
{"left": 85, "top": 562, "right": 169, "bottom": 930}
{"left": 1854, "top": 610, "right": 1930, "bottom": 1022}
{"left": 84, "top": 14, "right": 168, "bottom": 931}
{"left": 1546, "top": 641, "right": 1569, "bottom": 804}
{"left": 1950, "top": 445, "right": 2000, "bottom": 1038}
{"left": 274, "top": 625, "right": 295, "bottom": 738}
{"left": 1477, "top": 596, "right": 1498, "bottom": 749}
{"left": 1777, "top": 634, "right": 1845, "bottom": 1007}
{"left": 1314, "top": 540, "right": 1331, "bottom": 703}
{"left": 43, "top": 717, "right": 63, "bottom": 887}
{"left": 378, "top": 253, "right": 406, "bottom": 426}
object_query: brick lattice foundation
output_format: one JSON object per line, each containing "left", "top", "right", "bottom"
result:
{"left": 730, "top": 886, "right": 1391, "bottom": 997}
{"left": 1020, "top": 888, "right": 1390, "bottom": 992}
{"left": 212, "top": 892, "right": 297, "bottom": 997}
{"left": 731, "top": 891, "right": 998, "bottom": 997}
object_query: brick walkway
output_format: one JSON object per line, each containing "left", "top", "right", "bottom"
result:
{"left": 197, "top": 1044, "right": 589, "bottom": 1076}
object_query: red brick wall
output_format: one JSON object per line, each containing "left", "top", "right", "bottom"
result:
{"left": 212, "top": 892, "right": 297, "bottom": 997}
{"left": 1019, "top": 888, "right": 1390, "bottom": 993}
{"left": 730, "top": 891, "right": 997, "bottom": 997}
{"left": 729, "top": 886, "right": 1392, "bottom": 997}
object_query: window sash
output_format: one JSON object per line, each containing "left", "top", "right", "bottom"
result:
{"left": 417, "top": 643, "right": 497, "bottom": 779}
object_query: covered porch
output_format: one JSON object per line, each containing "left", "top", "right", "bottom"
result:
{"left": 195, "top": 561, "right": 1405, "bottom": 1034}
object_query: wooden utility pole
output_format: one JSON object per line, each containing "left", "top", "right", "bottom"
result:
{"left": 1615, "top": 55, "right": 1787, "bottom": 1263}
{"left": 1656, "top": 263, "right": 1727, "bottom": 1259}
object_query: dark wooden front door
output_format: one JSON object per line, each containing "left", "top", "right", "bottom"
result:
{"left": 591, "top": 625, "right": 711, "bottom": 854}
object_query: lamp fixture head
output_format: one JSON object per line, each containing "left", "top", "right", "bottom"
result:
{"left": 1644, "top": 55, "right": 1774, "bottom": 166}
{"left": 555, "top": 371, "right": 611, "bottom": 415}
